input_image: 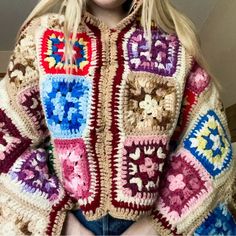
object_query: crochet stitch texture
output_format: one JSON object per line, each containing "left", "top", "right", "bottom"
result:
{"left": 1, "top": 1, "right": 236, "bottom": 235}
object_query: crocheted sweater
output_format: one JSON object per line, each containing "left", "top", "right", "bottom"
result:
{"left": 1, "top": 1, "right": 236, "bottom": 235}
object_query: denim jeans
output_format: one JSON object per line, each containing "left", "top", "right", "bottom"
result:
{"left": 72, "top": 209, "right": 135, "bottom": 236}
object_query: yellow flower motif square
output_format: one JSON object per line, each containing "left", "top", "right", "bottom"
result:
{"left": 184, "top": 110, "right": 232, "bottom": 177}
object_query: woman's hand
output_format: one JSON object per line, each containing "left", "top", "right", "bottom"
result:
{"left": 121, "top": 215, "right": 158, "bottom": 236}
{"left": 61, "top": 212, "right": 95, "bottom": 236}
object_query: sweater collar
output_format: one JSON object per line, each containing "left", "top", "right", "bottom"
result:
{"left": 82, "top": 0, "right": 143, "bottom": 32}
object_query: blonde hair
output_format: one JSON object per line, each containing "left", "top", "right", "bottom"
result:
{"left": 19, "top": 0, "right": 211, "bottom": 75}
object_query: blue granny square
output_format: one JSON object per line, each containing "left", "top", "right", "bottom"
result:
{"left": 194, "top": 203, "right": 236, "bottom": 235}
{"left": 184, "top": 110, "right": 232, "bottom": 177}
{"left": 41, "top": 74, "right": 92, "bottom": 138}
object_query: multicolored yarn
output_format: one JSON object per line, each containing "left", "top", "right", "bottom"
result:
{"left": 40, "top": 29, "right": 92, "bottom": 75}
{"left": 127, "top": 28, "right": 180, "bottom": 76}
{"left": 184, "top": 110, "right": 232, "bottom": 177}
{"left": 41, "top": 74, "right": 92, "bottom": 138}
{"left": 1, "top": 3, "right": 236, "bottom": 235}
{"left": 0, "top": 108, "right": 31, "bottom": 173}
{"left": 148, "top": 60, "right": 236, "bottom": 235}
{"left": 122, "top": 72, "right": 177, "bottom": 135}
{"left": 194, "top": 203, "right": 236, "bottom": 236}
{"left": 113, "top": 136, "right": 168, "bottom": 211}
{"left": 0, "top": 16, "right": 73, "bottom": 236}
{"left": 9, "top": 149, "right": 60, "bottom": 201}
{"left": 54, "top": 138, "right": 93, "bottom": 200}
{"left": 152, "top": 148, "right": 213, "bottom": 227}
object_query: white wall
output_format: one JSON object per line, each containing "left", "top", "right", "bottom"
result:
{"left": 1, "top": 1, "right": 236, "bottom": 108}
{"left": 172, "top": 0, "right": 219, "bottom": 30}
{"left": 0, "top": 51, "right": 11, "bottom": 73}
{"left": 200, "top": 0, "right": 236, "bottom": 108}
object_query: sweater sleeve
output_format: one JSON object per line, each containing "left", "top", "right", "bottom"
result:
{"left": 0, "top": 18, "right": 72, "bottom": 235}
{"left": 148, "top": 61, "right": 236, "bottom": 235}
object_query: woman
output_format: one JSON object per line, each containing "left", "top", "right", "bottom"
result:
{"left": 0, "top": 0, "right": 236, "bottom": 235}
